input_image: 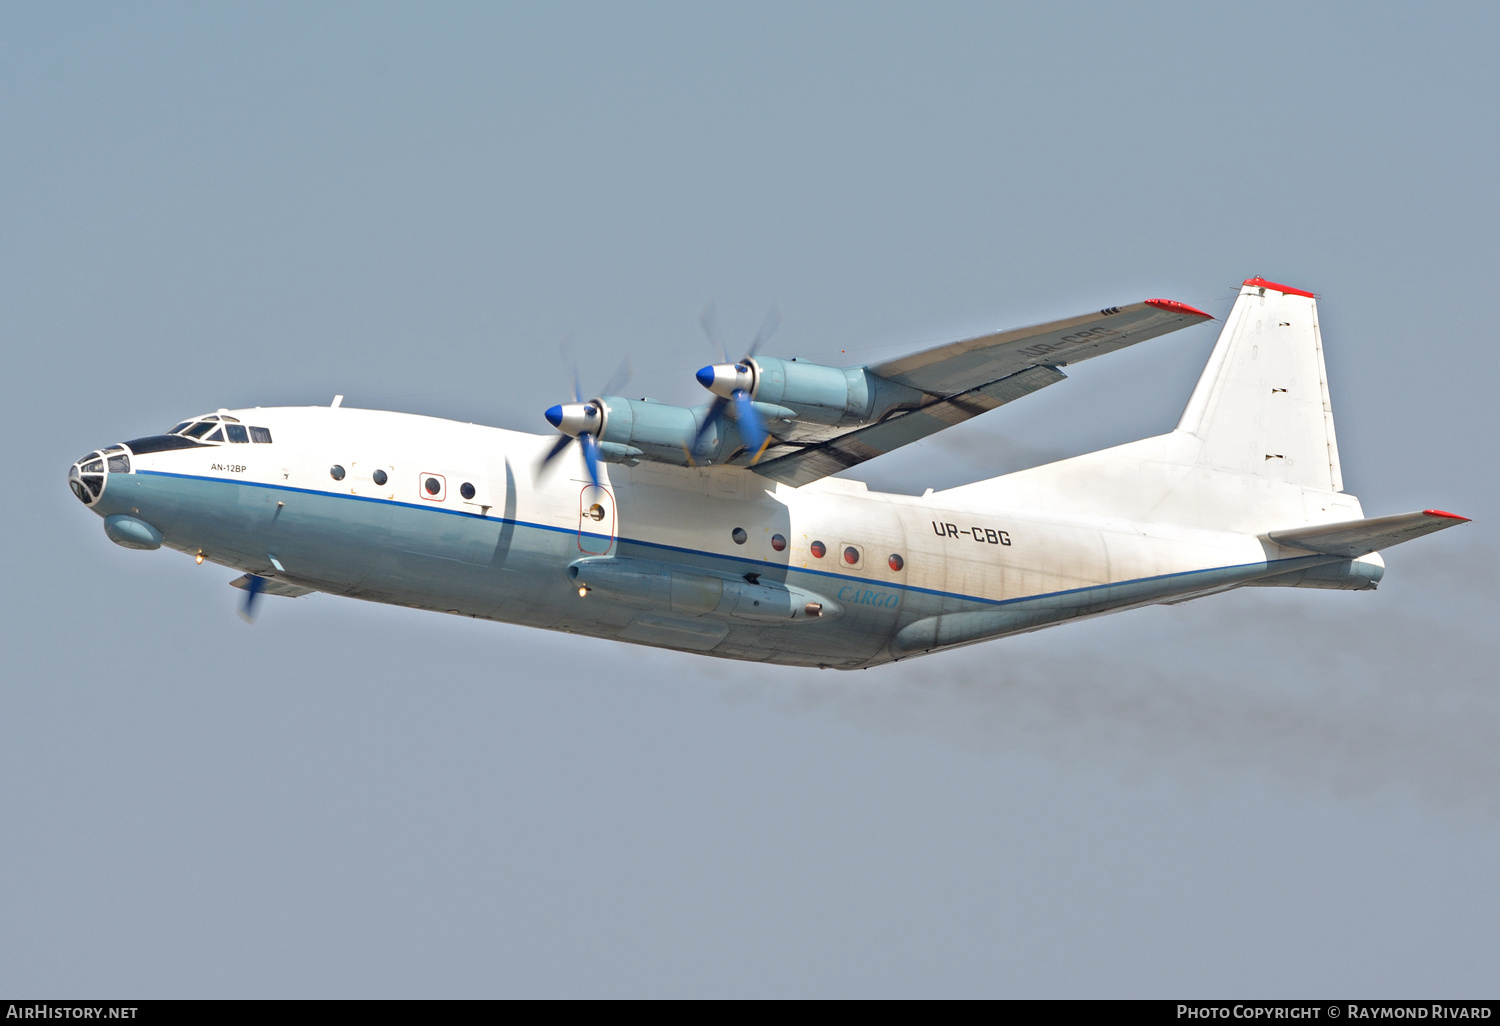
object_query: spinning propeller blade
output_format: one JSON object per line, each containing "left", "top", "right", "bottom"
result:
{"left": 700, "top": 301, "right": 729, "bottom": 362}
{"left": 691, "top": 395, "right": 729, "bottom": 452}
{"left": 538, "top": 431, "right": 573, "bottom": 468}
{"left": 238, "top": 573, "right": 266, "bottom": 624}
{"left": 746, "top": 306, "right": 781, "bottom": 359}
{"left": 600, "top": 357, "right": 633, "bottom": 400}
{"left": 732, "top": 390, "right": 767, "bottom": 454}
{"left": 579, "top": 432, "right": 601, "bottom": 488}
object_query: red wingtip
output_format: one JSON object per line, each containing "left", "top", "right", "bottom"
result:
{"left": 1242, "top": 276, "right": 1317, "bottom": 299}
{"left": 1423, "top": 509, "right": 1471, "bottom": 522}
{"left": 1145, "top": 298, "right": 1213, "bottom": 319}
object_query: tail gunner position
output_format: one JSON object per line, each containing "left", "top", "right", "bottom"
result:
{"left": 68, "top": 278, "right": 1468, "bottom": 669}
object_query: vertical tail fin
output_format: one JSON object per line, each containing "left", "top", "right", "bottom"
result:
{"left": 949, "top": 275, "right": 1361, "bottom": 532}
{"left": 1177, "top": 276, "right": 1343, "bottom": 492}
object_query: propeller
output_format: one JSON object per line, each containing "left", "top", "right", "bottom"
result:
{"left": 538, "top": 355, "right": 632, "bottom": 489}
{"left": 691, "top": 303, "right": 781, "bottom": 461}
{"left": 238, "top": 573, "right": 266, "bottom": 624}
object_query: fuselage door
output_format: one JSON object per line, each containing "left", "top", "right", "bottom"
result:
{"left": 578, "top": 486, "right": 616, "bottom": 555}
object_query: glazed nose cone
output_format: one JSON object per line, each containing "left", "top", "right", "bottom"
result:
{"left": 69, "top": 450, "right": 106, "bottom": 505}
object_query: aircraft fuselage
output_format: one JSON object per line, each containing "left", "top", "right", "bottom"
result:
{"left": 70, "top": 404, "right": 1364, "bottom": 669}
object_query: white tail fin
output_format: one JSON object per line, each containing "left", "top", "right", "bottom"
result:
{"left": 1178, "top": 276, "right": 1342, "bottom": 492}
{"left": 944, "top": 277, "right": 1363, "bottom": 532}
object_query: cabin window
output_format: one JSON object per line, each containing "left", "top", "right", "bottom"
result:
{"left": 249, "top": 427, "right": 273, "bottom": 444}
{"left": 372, "top": 469, "right": 388, "bottom": 486}
{"left": 225, "top": 424, "right": 249, "bottom": 443}
{"left": 460, "top": 482, "right": 475, "bottom": 500}
{"left": 330, "top": 465, "right": 346, "bottom": 481}
{"left": 771, "top": 534, "right": 787, "bottom": 552}
{"left": 888, "top": 554, "right": 904, "bottom": 572}
{"left": 842, "top": 545, "right": 861, "bottom": 567}
{"left": 421, "top": 473, "right": 446, "bottom": 501}
{"left": 810, "top": 540, "right": 826, "bottom": 559}
{"left": 731, "top": 527, "right": 747, "bottom": 544}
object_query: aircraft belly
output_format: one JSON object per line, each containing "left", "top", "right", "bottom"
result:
{"left": 111, "top": 461, "right": 1290, "bottom": 670}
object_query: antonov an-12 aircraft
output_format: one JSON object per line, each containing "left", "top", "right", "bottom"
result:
{"left": 70, "top": 277, "right": 1468, "bottom": 669}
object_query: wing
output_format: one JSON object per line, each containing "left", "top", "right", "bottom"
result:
{"left": 751, "top": 298, "right": 1212, "bottom": 485}
{"left": 754, "top": 365, "right": 1064, "bottom": 486}
{"left": 869, "top": 299, "right": 1212, "bottom": 395}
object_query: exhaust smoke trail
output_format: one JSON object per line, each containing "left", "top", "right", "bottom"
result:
{"left": 763, "top": 545, "right": 1500, "bottom": 816}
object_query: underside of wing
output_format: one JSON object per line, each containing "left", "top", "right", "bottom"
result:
{"left": 753, "top": 365, "right": 1065, "bottom": 486}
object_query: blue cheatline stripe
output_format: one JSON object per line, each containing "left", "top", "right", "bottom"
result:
{"left": 132, "top": 469, "right": 1317, "bottom": 610}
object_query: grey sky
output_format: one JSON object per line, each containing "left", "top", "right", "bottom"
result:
{"left": 2, "top": 2, "right": 1496, "bottom": 996}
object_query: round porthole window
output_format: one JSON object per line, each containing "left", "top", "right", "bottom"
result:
{"left": 843, "top": 546, "right": 860, "bottom": 565}
{"left": 888, "top": 553, "right": 904, "bottom": 571}
{"left": 460, "top": 482, "right": 475, "bottom": 500}
{"left": 810, "top": 540, "right": 826, "bottom": 559}
{"left": 330, "top": 465, "right": 345, "bottom": 481}
{"left": 731, "top": 527, "right": 747, "bottom": 544}
{"left": 425, "top": 477, "right": 442, "bottom": 496}
{"left": 771, "top": 533, "right": 787, "bottom": 552}
{"left": 372, "top": 469, "right": 388, "bottom": 486}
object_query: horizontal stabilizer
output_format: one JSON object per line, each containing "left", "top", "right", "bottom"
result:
{"left": 1266, "top": 509, "right": 1470, "bottom": 558}
{"left": 230, "top": 574, "right": 315, "bottom": 598}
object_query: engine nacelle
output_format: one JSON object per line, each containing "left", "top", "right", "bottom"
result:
{"left": 750, "top": 356, "right": 870, "bottom": 423}
{"left": 592, "top": 397, "right": 700, "bottom": 465}
{"left": 696, "top": 356, "right": 925, "bottom": 427}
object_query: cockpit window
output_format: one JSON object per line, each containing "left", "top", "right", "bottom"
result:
{"left": 163, "top": 414, "right": 265, "bottom": 444}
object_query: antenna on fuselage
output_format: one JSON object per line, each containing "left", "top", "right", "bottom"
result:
{"left": 330, "top": 395, "right": 344, "bottom": 408}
